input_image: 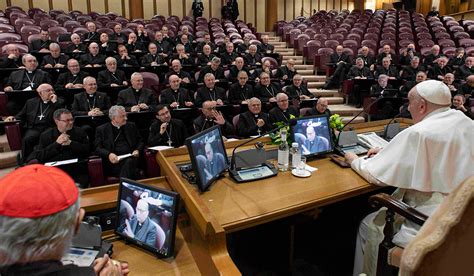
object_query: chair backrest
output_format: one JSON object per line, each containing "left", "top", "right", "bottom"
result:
{"left": 399, "top": 176, "right": 474, "bottom": 276}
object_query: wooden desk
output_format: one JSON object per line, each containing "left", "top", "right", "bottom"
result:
{"left": 156, "top": 119, "right": 413, "bottom": 275}
{"left": 80, "top": 177, "right": 201, "bottom": 275}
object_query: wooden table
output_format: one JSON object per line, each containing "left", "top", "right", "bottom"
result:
{"left": 155, "top": 119, "right": 413, "bottom": 275}
{"left": 80, "top": 177, "right": 202, "bottom": 275}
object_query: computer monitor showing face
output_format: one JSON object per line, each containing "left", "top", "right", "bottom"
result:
{"left": 291, "top": 115, "right": 333, "bottom": 157}
{"left": 185, "top": 125, "right": 228, "bottom": 192}
{"left": 115, "top": 178, "right": 179, "bottom": 258}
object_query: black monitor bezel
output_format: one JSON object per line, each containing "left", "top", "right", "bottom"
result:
{"left": 185, "top": 125, "right": 229, "bottom": 192}
{"left": 290, "top": 114, "right": 334, "bottom": 158}
{"left": 114, "top": 178, "right": 180, "bottom": 258}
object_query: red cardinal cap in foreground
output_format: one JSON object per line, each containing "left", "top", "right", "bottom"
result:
{"left": 0, "top": 164, "right": 78, "bottom": 218}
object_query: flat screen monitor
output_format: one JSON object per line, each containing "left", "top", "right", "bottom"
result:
{"left": 185, "top": 125, "right": 229, "bottom": 192}
{"left": 291, "top": 114, "right": 334, "bottom": 157}
{"left": 115, "top": 178, "right": 180, "bottom": 258}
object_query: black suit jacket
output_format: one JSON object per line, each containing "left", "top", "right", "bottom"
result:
{"left": 195, "top": 86, "right": 227, "bottom": 107}
{"left": 36, "top": 126, "right": 90, "bottom": 163}
{"left": 244, "top": 53, "right": 263, "bottom": 67}
{"left": 347, "top": 66, "right": 372, "bottom": 79}
{"left": 197, "top": 66, "right": 225, "bottom": 83}
{"left": 153, "top": 40, "right": 172, "bottom": 56}
{"left": 71, "top": 91, "right": 111, "bottom": 116}
{"left": 275, "top": 66, "right": 297, "bottom": 80}
{"left": 79, "top": 53, "right": 106, "bottom": 66}
{"left": 285, "top": 84, "right": 312, "bottom": 100}
{"left": 193, "top": 115, "right": 234, "bottom": 136}
{"left": 236, "top": 111, "right": 271, "bottom": 137}
{"left": 15, "top": 97, "right": 64, "bottom": 129}
{"left": 117, "top": 87, "right": 158, "bottom": 112}
{"left": 159, "top": 87, "right": 193, "bottom": 106}
{"left": 40, "top": 54, "right": 69, "bottom": 68}
{"left": 6, "top": 69, "right": 51, "bottom": 90}
{"left": 99, "top": 43, "right": 118, "bottom": 55}
{"left": 428, "top": 65, "right": 452, "bottom": 80}
{"left": 114, "top": 54, "right": 139, "bottom": 67}
{"left": 254, "top": 83, "right": 281, "bottom": 103}
{"left": 29, "top": 39, "right": 52, "bottom": 52}
{"left": 55, "top": 70, "right": 89, "bottom": 90}
{"left": 164, "top": 70, "right": 192, "bottom": 84}
{"left": 220, "top": 52, "right": 238, "bottom": 66}
{"left": 94, "top": 122, "right": 144, "bottom": 159}
{"left": 197, "top": 53, "right": 216, "bottom": 66}
{"left": 374, "top": 65, "right": 399, "bottom": 79}
{"left": 125, "top": 42, "right": 146, "bottom": 53}
{"left": 83, "top": 32, "right": 100, "bottom": 43}
{"left": 329, "top": 53, "right": 351, "bottom": 65}
{"left": 196, "top": 41, "right": 216, "bottom": 53}
{"left": 228, "top": 83, "right": 254, "bottom": 104}
{"left": 0, "top": 56, "right": 22, "bottom": 68}
{"left": 97, "top": 69, "right": 127, "bottom": 87}
{"left": 268, "top": 106, "right": 299, "bottom": 125}
{"left": 401, "top": 65, "right": 426, "bottom": 82}
{"left": 147, "top": 118, "right": 188, "bottom": 147}
{"left": 65, "top": 44, "right": 87, "bottom": 54}
{"left": 141, "top": 53, "right": 165, "bottom": 67}
{"left": 355, "top": 54, "right": 375, "bottom": 68}
{"left": 455, "top": 65, "right": 474, "bottom": 80}
{"left": 228, "top": 65, "right": 250, "bottom": 83}
{"left": 259, "top": 43, "right": 274, "bottom": 54}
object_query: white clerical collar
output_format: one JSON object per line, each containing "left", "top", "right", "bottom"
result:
{"left": 27, "top": 71, "right": 33, "bottom": 74}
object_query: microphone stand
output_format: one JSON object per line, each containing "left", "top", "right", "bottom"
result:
{"left": 336, "top": 95, "right": 384, "bottom": 145}
{"left": 229, "top": 119, "right": 296, "bottom": 171}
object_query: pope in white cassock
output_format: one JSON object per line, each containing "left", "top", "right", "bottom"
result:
{"left": 345, "top": 80, "right": 474, "bottom": 276}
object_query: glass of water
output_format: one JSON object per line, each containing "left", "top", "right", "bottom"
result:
{"left": 297, "top": 156, "right": 307, "bottom": 174}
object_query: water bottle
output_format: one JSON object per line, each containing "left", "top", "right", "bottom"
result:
{"left": 277, "top": 128, "right": 289, "bottom": 171}
{"left": 291, "top": 142, "right": 301, "bottom": 170}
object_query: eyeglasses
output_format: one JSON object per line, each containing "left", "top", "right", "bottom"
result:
{"left": 58, "top": 118, "right": 74, "bottom": 123}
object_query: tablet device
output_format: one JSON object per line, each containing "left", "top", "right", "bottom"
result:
{"left": 115, "top": 178, "right": 180, "bottom": 258}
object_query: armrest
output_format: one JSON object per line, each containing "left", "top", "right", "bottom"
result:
{"left": 5, "top": 123, "right": 21, "bottom": 151}
{"left": 369, "top": 193, "right": 429, "bottom": 275}
{"left": 369, "top": 193, "right": 428, "bottom": 226}
{"left": 0, "top": 92, "right": 8, "bottom": 116}
{"left": 88, "top": 156, "right": 105, "bottom": 187}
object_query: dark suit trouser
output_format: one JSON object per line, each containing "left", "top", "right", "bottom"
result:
{"left": 108, "top": 157, "right": 139, "bottom": 179}
{"left": 6, "top": 99, "right": 23, "bottom": 116}
{"left": 22, "top": 129, "right": 41, "bottom": 163}
{"left": 326, "top": 63, "right": 349, "bottom": 88}
{"left": 58, "top": 162, "right": 89, "bottom": 188}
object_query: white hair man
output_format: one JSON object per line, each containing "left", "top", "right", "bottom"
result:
{"left": 346, "top": 80, "right": 473, "bottom": 275}
{"left": 0, "top": 164, "right": 129, "bottom": 275}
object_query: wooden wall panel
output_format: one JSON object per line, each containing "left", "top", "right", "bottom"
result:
{"left": 72, "top": 0, "right": 88, "bottom": 13}
{"left": 124, "top": 0, "right": 130, "bottom": 18}
{"left": 277, "top": 0, "right": 285, "bottom": 20}
{"left": 51, "top": 0, "right": 69, "bottom": 12}
{"left": 9, "top": 0, "right": 29, "bottom": 10}
{"left": 185, "top": 0, "right": 194, "bottom": 18}
{"left": 256, "top": 0, "right": 265, "bottom": 30}
{"left": 0, "top": 0, "right": 7, "bottom": 10}
{"left": 285, "top": 0, "right": 292, "bottom": 20}
{"left": 295, "top": 0, "right": 303, "bottom": 17}
{"left": 33, "top": 0, "right": 50, "bottom": 11}
{"left": 170, "top": 0, "right": 182, "bottom": 17}
{"left": 246, "top": 0, "right": 255, "bottom": 28}
{"left": 211, "top": 0, "right": 222, "bottom": 19}
{"left": 108, "top": 0, "right": 123, "bottom": 16}
{"left": 303, "top": 0, "right": 312, "bottom": 16}
{"left": 155, "top": 0, "right": 169, "bottom": 17}
{"left": 94, "top": 0, "right": 106, "bottom": 14}
{"left": 143, "top": 0, "right": 155, "bottom": 19}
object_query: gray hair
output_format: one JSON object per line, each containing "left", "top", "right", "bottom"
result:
{"left": 248, "top": 97, "right": 261, "bottom": 105}
{"left": 0, "top": 199, "right": 80, "bottom": 265}
{"left": 276, "top": 92, "right": 287, "bottom": 101}
{"left": 83, "top": 76, "right": 96, "bottom": 85}
{"left": 22, "top": 54, "right": 36, "bottom": 64}
{"left": 53, "top": 108, "right": 71, "bottom": 120}
{"left": 109, "top": 105, "right": 125, "bottom": 120}
{"left": 382, "top": 57, "right": 391, "bottom": 62}
{"left": 70, "top": 33, "right": 80, "bottom": 40}
{"left": 211, "top": 57, "right": 221, "bottom": 63}
{"left": 130, "top": 72, "right": 142, "bottom": 80}
{"left": 378, "top": 74, "right": 389, "bottom": 81}
{"left": 105, "top": 57, "right": 116, "bottom": 64}
{"left": 204, "top": 73, "right": 215, "bottom": 80}
{"left": 249, "top": 45, "right": 257, "bottom": 50}
{"left": 411, "top": 56, "right": 420, "bottom": 62}
{"left": 49, "top": 43, "right": 60, "bottom": 50}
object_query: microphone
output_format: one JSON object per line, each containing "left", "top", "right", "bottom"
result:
{"left": 336, "top": 95, "right": 384, "bottom": 145}
{"left": 229, "top": 118, "right": 297, "bottom": 171}
{"left": 382, "top": 113, "right": 401, "bottom": 140}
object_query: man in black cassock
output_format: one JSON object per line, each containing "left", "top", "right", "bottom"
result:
{"left": 148, "top": 105, "right": 188, "bottom": 148}
{"left": 236, "top": 97, "right": 271, "bottom": 138}
{"left": 117, "top": 72, "right": 157, "bottom": 112}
